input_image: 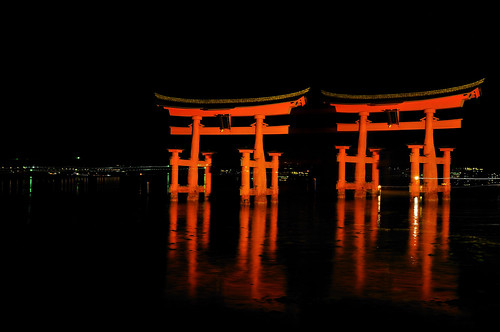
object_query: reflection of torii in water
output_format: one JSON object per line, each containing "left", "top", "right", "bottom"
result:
{"left": 323, "top": 78, "right": 484, "bottom": 200}
{"left": 156, "top": 88, "right": 309, "bottom": 204}
{"left": 166, "top": 202, "right": 284, "bottom": 310}
{"left": 334, "top": 197, "right": 454, "bottom": 302}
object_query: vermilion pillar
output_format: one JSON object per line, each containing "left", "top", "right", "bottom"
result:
{"left": 439, "top": 148, "right": 454, "bottom": 200}
{"left": 202, "top": 152, "right": 214, "bottom": 199}
{"left": 335, "top": 146, "right": 350, "bottom": 198}
{"left": 188, "top": 115, "right": 202, "bottom": 201}
{"left": 423, "top": 109, "right": 438, "bottom": 200}
{"left": 168, "top": 149, "right": 184, "bottom": 201}
{"left": 355, "top": 112, "right": 369, "bottom": 198}
{"left": 239, "top": 149, "right": 253, "bottom": 205}
{"left": 369, "top": 148, "right": 381, "bottom": 195}
{"left": 253, "top": 115, "right": 267, "bottom": 204}
{"left": 408, "top": 145, "right": 423, "bottom": 198}
{"left": 268, "top": 152, "right": 282, "bottom": 203}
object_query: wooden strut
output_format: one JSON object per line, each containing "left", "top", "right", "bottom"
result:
{"left": 167, "top": 115, "right": 215, "bottom": 201}
{"left": 335, "top": 109, "right": 455, "bottom": 200}
{"left": 337, "top": 119, "right": 462, "bottom": 132}
{"left": 407, "top": 109, "right": 454, "bottom": 201}
{"left": 335, "top": 146, "right": 381, "bottom": 198}
{"left": 167, "top": 114, "right": 294, "bottom": 203}
{"left": 170, "top": 125, "right": 290, "bottom": 135}
{"left": 239, "top": 149, "right": 282, "bottom": 205}
{"left": 238, "top": 114, "right": 283, "bottom": 205}
{"left": 408, "top": 145, "right": 453, "bottom": 201}
{"left": 335, "top": 110, "right": 382, "bottom": 199}
{"left": 168, "top": 148, "right": 214, "bottom": 202}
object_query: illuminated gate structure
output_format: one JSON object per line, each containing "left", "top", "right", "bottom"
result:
{"left": 322, "top": 79, "right": 484, "bottom": 200}
{"left": 155, "top": 88, "right": 308, "bottom": 204}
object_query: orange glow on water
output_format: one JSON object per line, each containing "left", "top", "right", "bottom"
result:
{"left": 353, "top": 199, "right": 366, "bottom": 295}
{"left": 166, "top": 202, "right": 284, "bottom": 311}
{"left": 330, "top": 196, "right": 456, "bottom": 304}
{"left": 165, "top": 196, "right": 458, "bottom": 315}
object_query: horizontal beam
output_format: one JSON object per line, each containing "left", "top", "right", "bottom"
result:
{"left": 246, "top": 160, "right": 274, "bottom": 168}
{"left": 171, "top": 125, "right": 289, "bottom": 135}
{"left": 344, "top": 155, "right": 376, "bottom": 163}
{"left": 343, "top": 182, "right": 378, "bottom": 190}
{"left": 415, "top": 156, "right": 449, "bottom": 165}
{"left": 177, "top": 186, "right": 205, "bottom": 193}
{"left": 177, "top": 159, "right": 211, "bottom": 167}
{"left": 166, "top": 98, "right": 304, "bottom": 117}
{"left": 337, "top": 119, "right": 462, "bottom": 132}
{"left": 247, "top": 188, "right": 276, "bottom": 196}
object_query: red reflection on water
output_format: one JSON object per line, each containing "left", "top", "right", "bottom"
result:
{"left": 166, "top": 202, "right": 284, "bottom": 311}
{"left": 167, "top": 201, "right": 211, "bottom": 299}
{"left": 332, "top": 196, "right": 456, "bottom": 306}
{"left": 408, "top": 198, "right": 453, "bottom": 301}
{"left": 420, "top": 199, "right": 437, "bottom": 300}
{"left": 333, "top": 198, "right": 377, "bottom": 296}
{"left": 166, "top": 196, "right": 457, "bottom": 314}
{"left": 186, "top": 201, "right": 198, "bottom": 297}
{"left": 353, "top": 199, "right": 366, "bottom": 295}
{"left": 226, "top": 203, "right": 284, "bottom": 310}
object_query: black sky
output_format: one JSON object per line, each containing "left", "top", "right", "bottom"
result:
{"left": 2, "top": 4, "right": 497, "bottom": 167}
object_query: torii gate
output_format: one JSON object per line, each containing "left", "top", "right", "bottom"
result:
{"left": 322, "top": 79, "right": 484, "bottom": 200}
{"left": 156, "top": 88, "right": 309, "bottom": 204}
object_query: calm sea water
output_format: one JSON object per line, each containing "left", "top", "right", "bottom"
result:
{"left": 4, "top": 175, "right": 500, "bottom": 329}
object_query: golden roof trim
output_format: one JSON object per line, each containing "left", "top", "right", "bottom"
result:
{"left": 320, "top": 78, "right": 485, "bottom": 100}
{"left": 155, "top": 87, "right": 310, "bottom": 105}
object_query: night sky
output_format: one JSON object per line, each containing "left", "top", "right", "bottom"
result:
{"left": 3, "top": 4, "right": 497, "bottom": 168}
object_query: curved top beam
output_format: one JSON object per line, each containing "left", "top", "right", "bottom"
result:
{"left": 330, "top": 88, "right": 481, "bottom": 113}
{"left": 321, "top": 78, "right": 485, "bottom": 101}
{"left": 155, "top": 87, "right": 310, "bottom": 105}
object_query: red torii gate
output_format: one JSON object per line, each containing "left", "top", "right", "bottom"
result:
{"left": 322, "top": 79, "right": 484, "bottom": 200}
{"left": 156, "top": 88, "right": 309, "bottom": 204}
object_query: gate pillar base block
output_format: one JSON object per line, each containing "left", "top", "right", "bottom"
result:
{"left": 187, "top": 192, "right": 199, "bottom": 201}
{"left": 254, "top": 195, "right": 268, "bottom": 204}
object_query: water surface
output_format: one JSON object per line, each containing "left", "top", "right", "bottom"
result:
{"left": 4, "top": 175, "right": 500, "bottom": 329}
